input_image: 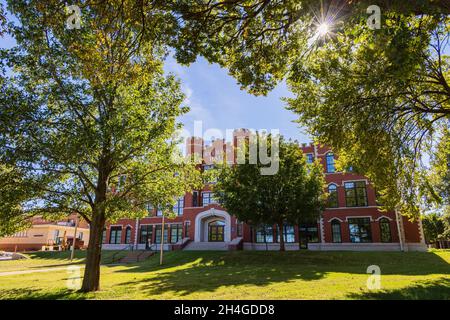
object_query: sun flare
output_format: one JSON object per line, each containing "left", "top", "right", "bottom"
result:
{"left": 317, "top": 23, "right": 329, "bottom": 36}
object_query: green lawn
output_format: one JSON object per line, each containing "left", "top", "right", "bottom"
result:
{"left": 0, "top": 250, "right": 449, "bottom": 300}
{"left": 0, "top": 250, "right": 124, "bottom": 272}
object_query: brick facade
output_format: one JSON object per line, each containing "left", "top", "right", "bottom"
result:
{"left": 102, "top": 131, "right": 426, "bottom": 252}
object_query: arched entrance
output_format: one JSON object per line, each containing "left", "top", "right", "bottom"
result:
{"left": 194, "top": 208, "right": 231, "bottom": 242}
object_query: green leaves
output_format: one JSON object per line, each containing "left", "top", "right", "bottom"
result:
{"left": 214, "top": 135, "right": 326, "bottom": 228}
{"left": 287, "top": 14, "right": 449, "bottom": 217}
{"left": 0, "top": 0, "right": 200, "bottom": 228}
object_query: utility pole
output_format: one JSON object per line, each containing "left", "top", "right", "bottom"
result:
{"left": 395, "top": 208, "right": 407, "bottom": 252}
{"left": 70, "top": 215, "right": 79, "bottom": 261}
{"left": 160, "top": 214, "right": 165, "bottom": 265}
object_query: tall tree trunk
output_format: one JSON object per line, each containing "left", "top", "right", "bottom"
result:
{"left": 80, "top": 154, "right": 110, "bottom": 292}
{"left": 278, "top": 223, "right": 285, "bottom": 252}
{"left": 80, "top": 208, "right": 105, "bottom": 292}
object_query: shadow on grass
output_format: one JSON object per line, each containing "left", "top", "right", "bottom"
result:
{"left": 24, "top": 251, "right": 87, "bottom": 261}
{"left": 20, "top": 250, "right": 124, "bottom": 265}
{"left": 347, "top": 278, "right": 450, "bottom": 299}
{"left": 0, "top": 288, "right": 87, "bottom": 300}
{"left": 112, "top": 250, "right": 450, "bottom": 298}
{"left": 2, "top": 250, "right": 449, "bottom": 299}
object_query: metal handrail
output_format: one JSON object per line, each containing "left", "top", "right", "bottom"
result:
{"left": 109, "top": 244, "right": 133, "bottom": 264}
{"left": 136, "top": 243, "right": 156, "bottom": 262}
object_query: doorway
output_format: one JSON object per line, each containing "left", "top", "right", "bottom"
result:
{"left": 208, "top": 220, "right": 225, "bottom": 242}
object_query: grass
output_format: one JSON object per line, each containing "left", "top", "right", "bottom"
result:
{"left": 0, "top": 250, "right": 125, "bottom": 272}
{"left": 0, "top": 249, "right": 449, "bottom": 300}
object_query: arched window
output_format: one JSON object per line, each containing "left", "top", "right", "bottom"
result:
{"left": 328, "top": 184, "right": 338, "bottom": 208}
{"left": 124, "top": 226, "right": 132, "bottom": 244}
{"left": 379, "top": 218, "right": 392, "bottom": 243}
{"left": 331, "top": 220, "right": 342, "bottom": 243}
{"left": 326, "top": 153, "right": 335, "bottom": 173}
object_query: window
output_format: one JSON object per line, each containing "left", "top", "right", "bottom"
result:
{"left": 299, "top": 224, "right": 319, "bottom": 243}
{"left": 255, "top": 225, "right": 274, "bottom": 243}
{"left": 78, "top": 232, "right": 83, "bottom": 240}
{"left": 102, "top": 229, "right": 107, "bottom": 244}
{"left": 192, "top": 191, "right": 199, "bottom": 207}
{"left": 327, "top": 184, "right": 338, "bottom": 208}
{"left": 184, "top": 221, "right": 190, "bottom": 238}
{"left": 109, "top": 226, "right": 122, "bottom": 244}
{"left": 379, "top": 218, "right": 392, "bottom": 243}
{"left": 276, "top": 224, "right": 295, "bottom": 243}
{"left": 124, "top": 226, "right": 132, "bottom": 244}
{"left": 202, "top": 192, "right": 217, "bottom": 206}
{"left": 331, "top": 220, "right": 342, "bottom": 243}
{"left": 173, "top": 197, "right": 184, "bottom": 216}
{"left": 145, "top": 203, "right": 153, "bottom": 216}
{"left": 53, "top": 230, "right": 62, "bottom": 245}
{"left": 344, "top": 181, "right": 368, "bottom": 207}
{"left": 170, "top": 224, "right": 183, "bottom": 243}
{"left": 203, "top": 164, "right": 215, "bottom": 171}
{"left": 139, "top": 225, "right": 153, "bottom": 244}
{"left": 306, "top": 153, "right": 314, "bottom": 164}
{"left": 155, "top": 225, "right": 168, "bottom": 244}
{"left": 326, "top": 153, "right": 335, "bottom": 173}
{"left": 156, "top": 207, "right": 163, "bottom": 216}
{"left": 237, "top": 222, "right": 243, "bottom": 237}
{"left": 348, "top": 218, "right": 372, "bottom": 243}
{"left": 11, "top": 231, "right": 27, "bottom": 237}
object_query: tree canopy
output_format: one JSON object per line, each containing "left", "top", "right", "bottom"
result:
{"left": 169, "top": 1, "right": 449, "bottom": 217}
{"left": 422, "top": 210, "right": 450, "bottom": 243}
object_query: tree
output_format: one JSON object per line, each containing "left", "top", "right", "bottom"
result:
{"left": 424, "top": 124, "right": 450, "bottom": 206}
{"left": 286, "top": 14, "right": 449, "bottom": 217}
{"left": 0, "top": 2, "right": 6, "bottom": 36}
{"left": 166, "top": 1, "right": 449, "bottom": 93}
{"left": 0, "top": 165, "right": 37, "bottom": 236}
{"left": 214, "top": 134, "right": 326, "bottom": 251}
{"left": 420, "top": 123, "right": 449, "bottom": 243}
{"left": 421, "top": 212, "right": 445, "bottom": 243}
{"left": 0, "top": 1, "right": 200, "bottom": 292}
{"left": 443, "top": 207, "right": 450, "bottom": 239}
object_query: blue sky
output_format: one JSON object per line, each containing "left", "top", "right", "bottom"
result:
{"left": 0, "top": 12, "right": 309, "bottom": 145}
{"left": 164, "top": 55, "right": 310, "bottom": 143}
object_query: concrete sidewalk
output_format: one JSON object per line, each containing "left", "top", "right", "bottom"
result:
{"left": 0, "top": 265, "right": 84, "bottom": 277}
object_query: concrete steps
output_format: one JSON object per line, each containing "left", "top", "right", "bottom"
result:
{"left": 183, "top": 242, "right": 230, "bottom": 251}
{"left": 119, "top": 250, "right": 154, "bottom": 263}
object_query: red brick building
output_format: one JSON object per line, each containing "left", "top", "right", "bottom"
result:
{"left": 102, "top": 129, "right": 426, "bottom": 252}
